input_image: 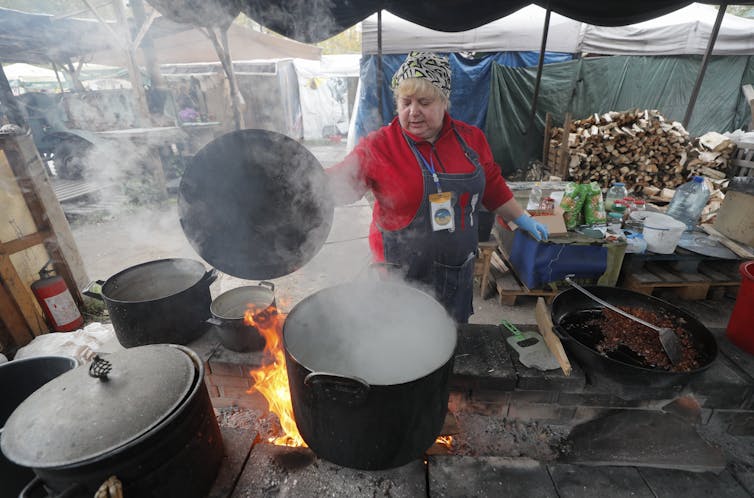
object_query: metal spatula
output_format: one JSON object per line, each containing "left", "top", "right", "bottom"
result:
{"left": 564, "top": 276, "right": 683, "bottom": 366}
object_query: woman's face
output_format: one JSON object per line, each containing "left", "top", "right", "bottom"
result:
{"left": 396, "top": 89, "right": 446, "bottom": 142}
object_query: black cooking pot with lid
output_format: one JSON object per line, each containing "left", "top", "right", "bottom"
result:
{"left": 178, "top": 129, "right": 334, "bottom": 280}
{"left": 283, "top": 280, "right": 457, "bottom": 470}
{"left": 208, "top": 281, "right": 277, "bottom": 351}
{"left": 1, "top": 345, "right": 223, "bottom": 498}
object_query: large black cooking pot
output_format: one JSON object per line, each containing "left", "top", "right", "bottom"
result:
{"left": 550, "top": 286, "right": 718, "bottom": 388}
{"left": 178, "top": 129, "right": 334, "bottom": 280}
{"left": 1, "top": 345, "right": 223, "bottom": 498}
{"left": 283, "top": 281, "right": 457, "bottom": 470}
{"left": 0, "top": 356, "right": 78, "bottom": 498}
{"left": 93, "top": 258, "right": 216, "bottom": 348}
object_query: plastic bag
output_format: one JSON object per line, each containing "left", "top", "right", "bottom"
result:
{"left": 559, "top": 182, "right": 586, "bottom": 229}
{"left": 14, "top": 322, "right": 124, "bottom": 363}
{"left": 583, "top": 182, "right": 607, "bottom": 225}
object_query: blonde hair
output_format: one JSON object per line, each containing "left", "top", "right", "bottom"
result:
{"left": 393, "top": 78, "right": 450, "bottom": 111}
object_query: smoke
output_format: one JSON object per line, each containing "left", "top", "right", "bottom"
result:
{"left": 284, "top": 280, "right": 457, "bottom": 386}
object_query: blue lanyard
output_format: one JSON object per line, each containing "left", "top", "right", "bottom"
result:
{"left": 412, "top": 145, "right": 443, "bottom": 193}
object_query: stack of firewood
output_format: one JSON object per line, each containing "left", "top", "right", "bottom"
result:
{"left": 549, "top": 109, "right": 734, "bottom": 195}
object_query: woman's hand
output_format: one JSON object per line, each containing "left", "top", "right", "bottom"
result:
{"left": 512, "top": 214, "right": 549, "bottom": 241}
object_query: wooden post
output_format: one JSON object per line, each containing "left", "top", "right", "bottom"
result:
{"left": 0, "top": 134, "right": 88, "bottom": 301}
{"left": 110, "top": 0, "right": 151, "bottom": 126}
{"left": 743, "top": 84, "right": 754, "bottom": 131}
{"left": 557, "top": 112, "right": 572, "bottom": 179}
{"left": 542, "top": 112, "right": 552, "bottom": 168}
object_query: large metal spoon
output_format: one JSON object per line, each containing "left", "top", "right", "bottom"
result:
{"left": 564, "top": 275, "right": 682, "bottom": 366}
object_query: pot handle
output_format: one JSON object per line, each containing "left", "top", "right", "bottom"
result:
{"left": 259, "top": 281, "right": 275, "bottom": 292}
{"left": 304, "top": 372, "right": 370, "bottom": 407}
{"left": 207, "top": 317, "right": 223, "bottom": 327}
{"left": 20, "top": 477, "right": 84, "bottom": 498}
{"left": 82, "top": 279, "right": 106, "bottom": 301}
{"left": 201, "top": 268, "right": 218, "bottom": 286}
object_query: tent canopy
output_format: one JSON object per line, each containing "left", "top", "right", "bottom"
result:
{"left": 362, "top": 4, "right": 754, "bottom": 56}
{"left": 234, "top": 0, "right": 754, "bottom": 43}
{"left": 89, "top": 23, "right": 321, "bottom": 66}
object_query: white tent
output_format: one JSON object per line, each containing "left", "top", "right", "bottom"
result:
{"left": 581, "top": 3, "right": 754, "bottom": 55}
{"left": 293, "top": 54, "right": 361, "bottom": 141}
{"left": 362, "top": 6, "right": 582, "bottom": 54}
{"left": 362, "top": 3, "right": 754, "bottom": 56}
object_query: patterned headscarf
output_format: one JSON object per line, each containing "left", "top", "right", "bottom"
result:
{"left": 391, "top": 51, "right": 451, "bottom": 99}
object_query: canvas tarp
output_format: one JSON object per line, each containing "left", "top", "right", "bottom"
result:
{"left": 353, "top": 51, "right": 574, "bottom": 144}
{"left": 362, "top": 4, "right": 754, "bottom": 57}
{"left": 485, "top": 55, "right": 754, "bottom": 174}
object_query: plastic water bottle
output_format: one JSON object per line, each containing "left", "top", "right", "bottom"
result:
{"left": 528, "top": 182, "right": 543, "bottom": 210}
{"left": 605, "top": 182, "right": 628, "bottom": 211}
{"left": 666, "top": 176, "right": 710, "bottom": 231}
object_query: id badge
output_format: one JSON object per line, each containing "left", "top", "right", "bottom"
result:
{"left": 429, "top": 192, "right": 455, "bottom": 232}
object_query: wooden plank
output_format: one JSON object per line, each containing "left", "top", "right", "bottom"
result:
{"left": 644, "top": 262, "right": 684, "bottom": 283}
{"left": 535, "top": 297, "right": 572, "bottom": 376}
{"left": 0, "top": 254, "right": 46, "bottom": 339}
{"left": 0, "top": 231, "right": 48, "bottom": 256}
{"left": 0, "top": 136, "right": 88, "bottom": 302}
{"left": 0, "top": 275, "right": 35, "bottom": 346}
{"left": 701, "top": 224, "right": 754, "bottom": 259}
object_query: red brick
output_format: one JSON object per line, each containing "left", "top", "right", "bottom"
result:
{"left": 208, "top": 361, "right": 245, "bottom": 377}
{"left": 206, "top": 373, "right": 253, "bottom": 389}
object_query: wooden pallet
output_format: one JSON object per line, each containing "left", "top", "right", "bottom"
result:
{"left": 483, "top": 246, "right": 560, "bottom": 306}
{"left": 622, "top": 260, "right": 741, "bottom": 300}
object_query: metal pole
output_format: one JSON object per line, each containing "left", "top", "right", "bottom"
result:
{"left": 525, "top": 4, "right": 551, "bottom": 137}
{"left": 377, "top": 10, "right": 384, "bottom": 125}
{"left": 682, "top": 3, "right": 727, "bottom": 129}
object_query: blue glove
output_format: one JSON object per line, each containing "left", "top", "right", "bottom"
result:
{"left": 513, "top": 214, "right": 549, "bottom": 241}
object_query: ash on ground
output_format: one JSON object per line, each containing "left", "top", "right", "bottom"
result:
{"left": 449, "top": 411, "right": 570, "bottom": 460}
{"left": 215, "top": 406, "right": 281, "bottom": 441}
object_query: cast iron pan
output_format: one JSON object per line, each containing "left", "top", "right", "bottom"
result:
{"left": 178, "top": 129, "right": 334, "bottom": 280}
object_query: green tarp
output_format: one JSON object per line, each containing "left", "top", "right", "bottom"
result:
{"left": 486, "top": 55, "right": 754, "bottom": 175}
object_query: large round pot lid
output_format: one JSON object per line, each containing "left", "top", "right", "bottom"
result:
{"left": 1, "top": 345, "right": 194, "bottom": 468}
{"left": 178, "top": 129, "right": 334, "bottom": 280}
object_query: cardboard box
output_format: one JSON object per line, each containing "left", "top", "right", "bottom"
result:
{"left": 508, "top": 206, "right": 568, "bottom": 236}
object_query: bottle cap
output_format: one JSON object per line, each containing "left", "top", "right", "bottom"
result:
{"left": 613, "top": 182, "right": 625, "bottom": 186}
{"left": 693, "top": 176, "right": 704, "bottom": 183}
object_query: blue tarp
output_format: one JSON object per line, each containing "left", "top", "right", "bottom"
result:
{"left": 353, "top": 52, "right": 574, "bottom": 144}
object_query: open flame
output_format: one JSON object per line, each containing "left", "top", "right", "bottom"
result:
{"left": 245, "top": 305, "right": 306, "bottom": 447}
{"left": 435, "top": 435, "right": 453, "bottom": 449}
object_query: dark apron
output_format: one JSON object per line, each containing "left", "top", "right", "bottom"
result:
{"left": 379, "top": 126, "right": 486, "bottom": 323}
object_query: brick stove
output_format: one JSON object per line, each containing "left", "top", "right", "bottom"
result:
{"left": 188, "top": 323, "right": 754, "bottom": 497}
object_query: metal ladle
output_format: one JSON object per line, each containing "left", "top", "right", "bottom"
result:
{"left": 564, "top": 275, "right": 682, "bottom": 366}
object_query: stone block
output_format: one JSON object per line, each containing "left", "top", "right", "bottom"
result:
{"left": 638, "top": 468, "right": 750, "bottom": 497}
{"left": 452, "top": 324, "right": 517, "bottom": 391}
{"left": 548, "top": 464, "right": 653, "bottom": 497}
{"left": 428, "top": 455, "right": 557, "bottom": 497}
{"left": 508, "top": 403, "right": 576, "bottom": 424}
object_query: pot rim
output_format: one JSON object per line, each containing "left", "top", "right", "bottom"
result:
{"left": 1, "top": 345, "right": 202, "bottom": 470}
{"left": 551, "top": 285, "right": 718, "bottom": 375}
{"left": 210, "top": 284, "right": 276, "bottom": 320}
{"left": 101, "top": 258, "right": 210, "bottom": 305}
{"left": 283, "top": 281, "right": 457, "bottom": 386}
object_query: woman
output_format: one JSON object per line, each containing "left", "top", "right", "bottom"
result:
{"left": 328, "top": 52, "right": 548, "bottom": 323}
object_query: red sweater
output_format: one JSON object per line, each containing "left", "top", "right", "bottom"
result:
{"left": 328, "top": 114, "right": 513, "bottom": 260}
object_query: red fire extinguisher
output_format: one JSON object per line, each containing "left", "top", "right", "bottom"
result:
{"left": 31, "top": 262, "right": 84, "bottom": 332}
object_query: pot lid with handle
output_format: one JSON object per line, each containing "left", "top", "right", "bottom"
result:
{"left": 178, "top": 129, "right": 334, "bottom": 280}
{"left": 0, "top": 345, "right": 194, "bottom": 469}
